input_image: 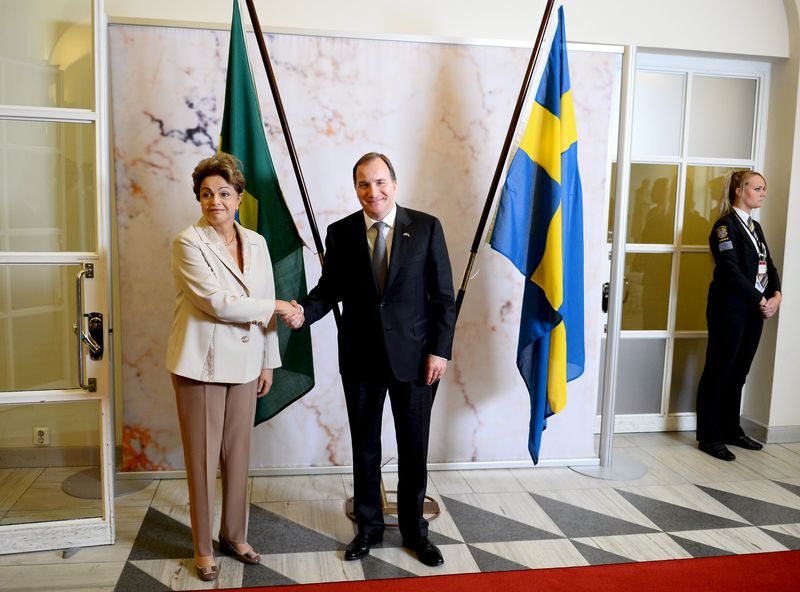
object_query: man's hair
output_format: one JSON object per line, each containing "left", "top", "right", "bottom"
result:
{"left": 352, "top": 152, "right": 397, "bottom": 184}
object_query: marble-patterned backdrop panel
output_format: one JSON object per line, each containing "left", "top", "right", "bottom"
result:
{"left": 109, "top": 24, "right": 615, "bottom": 471}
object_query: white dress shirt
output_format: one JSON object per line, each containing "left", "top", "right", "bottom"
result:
{"left": 364, "top": 203, "right": 397, "bottom": 264}
{"left": 732, "top": 206, "right": 760, "bottom": 252}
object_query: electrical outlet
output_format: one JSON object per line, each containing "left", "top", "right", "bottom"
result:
{"left": 33, "top": 427, "right": 50, "bottom": 447}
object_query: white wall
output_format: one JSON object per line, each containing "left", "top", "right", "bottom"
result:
{"left": 755, "top": 0, "right": 800, "bottom": 440}
{"left": 106, "top": 0, "right": 790, "bottom": 57}
{"left": 103, "top": 0, "right": 800, "bottom": 442}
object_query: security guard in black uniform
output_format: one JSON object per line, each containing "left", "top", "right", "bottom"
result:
{"left": 696, "top": 170, "right": 781, "bottom": 461}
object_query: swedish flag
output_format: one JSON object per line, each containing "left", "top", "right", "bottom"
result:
{"left": 489, "top": 4, "right": 584, "bottom": 464}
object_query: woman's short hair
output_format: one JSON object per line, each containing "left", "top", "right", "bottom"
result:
{"left": 719, "top": 169, "right": 764, "bottom": 216}
{"left": 352, "top": 152, "right": 397, "bottom": 184}
{"left": 192, "top": 152, "right": 246, "bottom": 201}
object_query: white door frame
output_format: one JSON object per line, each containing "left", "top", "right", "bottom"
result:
{"left": 0, "top": 0, "right": 115, "bottom": 554}
{"left": 599, "top": 52, "right": 770, "bottom": 434}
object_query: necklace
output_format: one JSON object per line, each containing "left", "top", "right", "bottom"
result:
{"left": 224, "top": 232, "right": 237, "bottom": 246}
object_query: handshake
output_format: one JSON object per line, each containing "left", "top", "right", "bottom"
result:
{"left": 275, "top": 299, "right": 305, "bottom": 330}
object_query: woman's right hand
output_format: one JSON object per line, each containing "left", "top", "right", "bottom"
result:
{"left": 275, "top": 299, "right": 297, "bottom": 316}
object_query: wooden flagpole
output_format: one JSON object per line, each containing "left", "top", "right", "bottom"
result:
{"left": 242, "top": 0, "right": 340, "bottom": 325}
{"left": 454, "top": 0, "right": 558, "bottom": 319}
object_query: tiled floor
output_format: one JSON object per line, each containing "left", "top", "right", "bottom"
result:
{"left": 1, "top": 432, "right": 800, "bottom": 591}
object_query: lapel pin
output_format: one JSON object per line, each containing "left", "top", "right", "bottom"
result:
{"left": 403, "top": 232, "right": 411, "bottom": 238}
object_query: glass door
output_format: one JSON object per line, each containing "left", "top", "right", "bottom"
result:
{"left": 600, "top": 54, "right": 769, "bottom": 433}
{"left": 0, "top": 0, "right": 115, "bottom": 553}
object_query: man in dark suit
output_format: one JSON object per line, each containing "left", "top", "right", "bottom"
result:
{"left": 282, "top": 152, "right": 456, "bottom": 566}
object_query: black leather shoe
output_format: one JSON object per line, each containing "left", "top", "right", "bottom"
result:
{"left": 699, "top": 441, "right": 736, "bottom": 461}
{"left": 344, "top": 533, "right": 382, "bottom": 561}
{"left": 403, "top": 537, "right": 444, "bottom": 567}
{"left": 726, "top": 435, "right": 763, "bottom": 450}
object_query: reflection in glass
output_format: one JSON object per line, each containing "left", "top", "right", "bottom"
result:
{"left": 683, "top": 166, "right": 742, "bottom": 245}
{"left": 669, "top": 338, "right": 707, "bottom": 413}
{"left": 675, "top": 253, "right": 715, "bottom": 331}
{"left": 0, "top": 0, "right": 94, "bottom": 109}
{"left": 0, "top": 400, "right": 102, "bottom": 525}
{"left": 0, "top": 265, "right": 80, "bottom": 391}
{"left": 608, "top": 163, "right": 678, "bottom": 245}
{"left": 622, "top": 253, "right": 672, "bottom": 330}
{"left": 688, "top": 76, "right": 756, "bottom": 160}
{"left": 597, "top": 337, "right": 666, "bottom": 414}
{"left": 0, "top": 120, "right": 96, "bottom": 252}
{"left": 628, "top": 164, "right": 678, "bottom": 244}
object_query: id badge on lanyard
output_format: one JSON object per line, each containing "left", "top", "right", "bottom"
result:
{"left": 756, "top": 245, "right": 768, "bottom": 292}
{"left": 758, "top": 255, "right": 767, "bottom": 276}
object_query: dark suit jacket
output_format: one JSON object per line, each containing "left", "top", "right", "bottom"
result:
{"left": 301, "top": 205, "right": 456, "bottom": 382}
{"left": 708, "top": 211, "right": 781, "bottom": 309}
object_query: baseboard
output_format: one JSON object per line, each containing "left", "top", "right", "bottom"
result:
{"left": 740, "top": 416, "right": 800, "bottom": 444}
{"left": 120, "top": 457, "right": 601, "bottom": 480}
{"left": 0, "top": 446, "right": 100, "bottom": 467}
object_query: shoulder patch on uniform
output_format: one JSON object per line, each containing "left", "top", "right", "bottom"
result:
{"left": 716, "top": 225, "right": 729, "bottom": 240}
{"left": 718, "top": 240, "right": 734, "bottom": 251}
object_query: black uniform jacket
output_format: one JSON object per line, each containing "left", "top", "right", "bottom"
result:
{"left": 708, "top": 211, "right": 781, "bottom": 309}
{"left": 301, "top": 205, "right": 456, "bottom": 382}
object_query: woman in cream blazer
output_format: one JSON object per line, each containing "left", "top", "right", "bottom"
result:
{"left": 166, "top": 153, "right": 299, "bottom": 581}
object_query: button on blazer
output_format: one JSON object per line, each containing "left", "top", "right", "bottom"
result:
{"left": 166, "top": 218, "right": 281, "bottom": 383}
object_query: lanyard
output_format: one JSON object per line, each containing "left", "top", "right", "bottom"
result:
{"left": 737, "top": 214, "right": 766, "bottom": 260}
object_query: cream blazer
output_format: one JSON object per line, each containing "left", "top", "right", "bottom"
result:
{"left": 166, "top": 218, "right": 281, "bottom": 383}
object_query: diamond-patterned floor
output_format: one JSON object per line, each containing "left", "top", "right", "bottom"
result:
{"left": 1, "top": 433, "right": 800, "bottom": 591}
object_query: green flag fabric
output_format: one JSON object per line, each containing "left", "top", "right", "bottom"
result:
{"left": 220, "top": 0, "right": 314, "bottom": 423}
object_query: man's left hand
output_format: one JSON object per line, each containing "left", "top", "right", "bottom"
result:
{"left": 425, "top": 355, "right": 447, "bottom": 386}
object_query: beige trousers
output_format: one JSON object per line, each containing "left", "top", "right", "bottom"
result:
{"left": 172, "top": 374, "right": 258, "bottom": 559}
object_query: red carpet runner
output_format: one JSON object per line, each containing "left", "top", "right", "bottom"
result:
{"left": 223, "top": 550, "right": 800, "bottom": 592}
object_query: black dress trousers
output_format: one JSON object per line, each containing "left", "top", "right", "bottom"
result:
{"left": 695, "top": 300, "right": 763, "bottom": 443}
{"left": 342, "top": 356, "right": 432, "bottom": 543}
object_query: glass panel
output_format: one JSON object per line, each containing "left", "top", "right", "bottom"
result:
{"left": 0, "top": 119, "right": 96, "bottom": 252}
{"left": 0, "top": 265, "right": 80, "bottom": 392}
{"left": 0, "top": 400, "right": 102, "bottom": 525}
{"left": 632, "top": 71, "right": 685, "bottom": 157}
{"left": 607, "top": 163, "right": 679, "bottom": 245}
{"left": 688, "top": 76, "right": 756, "bottom": 159}
{"left": 0, "top": 0, "right": 94, "bottom": 109}
{"left": 683, "top": 165, "right": 742, "bottom": 245}
{"left": 627, "top": 164, "right": 678, "bottom": 244}
{"left": 675, "top": 252, "right": 715, "bottom": 331}
{"left": 622, "top": 253, "right": 672, "bottom": 330}
{"left": 669, "top": 337, "right": 707, "bottom": 414}
{"left": 597, "top": 337, "right": 666, "bottom": 414}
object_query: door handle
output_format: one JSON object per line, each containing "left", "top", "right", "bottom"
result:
{"left": 87, "top": 312, "right": 104, "bottom": 360}
{"left": 74, "top": 263, "right": 97, "bottom": 392}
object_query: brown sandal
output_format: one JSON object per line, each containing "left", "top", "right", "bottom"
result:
{"left": 195, "top": 563, "right": 218, "bottom": 581}
{"left": 218, "top": 534, "right": 260, "bottom": 564}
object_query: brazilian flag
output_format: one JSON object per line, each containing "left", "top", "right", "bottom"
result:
{"left": 220, "top": 0, "right": 314, "bottom": 423}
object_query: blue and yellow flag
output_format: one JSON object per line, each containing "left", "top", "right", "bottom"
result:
{"left": 220, "top": 0, "right": 314, "bottom": 424}
{"left": 489, "top": 4, "right": 584, "bottom": 464}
